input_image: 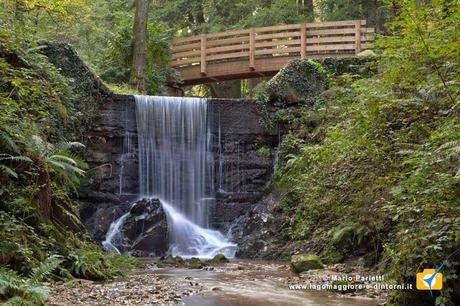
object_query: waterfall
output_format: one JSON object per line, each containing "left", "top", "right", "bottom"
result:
{"left": 103, "top": 96, "right": 236, "bottom": 258}
{"left": 136, "top": 96, "right": 212, "bottom": 226}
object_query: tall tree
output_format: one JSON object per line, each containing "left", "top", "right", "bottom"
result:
{"left": 130, "top": 0, "right": 150, "bottom": 93}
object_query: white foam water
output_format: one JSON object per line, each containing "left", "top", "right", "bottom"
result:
{"left": 161, "top": 200, "right": 236, "bottom": 258}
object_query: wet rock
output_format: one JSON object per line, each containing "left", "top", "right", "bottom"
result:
{"left": 290, "top": 254, "right": 324, "bottom": 273}
{"left": 120, "top": 198, "right": 168, "bottom": 256}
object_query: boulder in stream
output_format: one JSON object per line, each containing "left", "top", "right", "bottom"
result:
{"left": 120, "top": 198, "right": 168, "bottom": 257}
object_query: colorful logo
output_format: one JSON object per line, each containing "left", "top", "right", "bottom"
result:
{"left": 416, "top": 264, "right": 444, "bottom": 292}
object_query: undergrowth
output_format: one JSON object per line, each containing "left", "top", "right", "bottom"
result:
{"left": 260, "top": 2, "right": 460, "bottom": 304}
{"left": 0, "top": 14, "right": 139, "bottom": 306}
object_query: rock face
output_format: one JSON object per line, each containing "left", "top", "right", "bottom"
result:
{"left": 230, "top": 193, "right": 289, "bottom": 259}
{"left": 120, "top": 198, "right": 168, "bottom": 257}
{"left": 78, "top": 191, "right": 135, "bottom": 242}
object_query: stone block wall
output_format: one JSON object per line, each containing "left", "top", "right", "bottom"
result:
{"left": 79, "top": 94, "right": 277, "bottom": 240}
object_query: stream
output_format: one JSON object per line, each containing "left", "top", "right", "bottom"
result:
{"left": 47, "top": 260, "right": 381, "bottom": 306}
{"left": 159, "top": 261, "right": 379, "bottom": 306}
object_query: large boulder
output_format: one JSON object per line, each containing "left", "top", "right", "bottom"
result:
{"left": 255, "top": 59, "right": 329, "bottom": 132}
{"left": 290, "top": 254, "right": 324, "bottom": 273}
{"left": 120, "top": 198, "right": 168, "bottom": 257}
{"left": 259, "top": 59, "right": 329, "bottom": 107}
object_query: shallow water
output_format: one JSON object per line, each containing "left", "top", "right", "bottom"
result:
{"left": 151, "top": 260, "right": 379, "bottom": 306}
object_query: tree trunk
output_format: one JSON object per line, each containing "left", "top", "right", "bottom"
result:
{"left": 130, "top": 0, "right": 150, "bottom": 94}
{"left": 37, "top": 168, "right": 51, "bottom": 219}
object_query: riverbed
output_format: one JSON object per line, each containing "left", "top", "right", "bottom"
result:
{"left": 47, "top": 260, "right": 383, "bottom": 306}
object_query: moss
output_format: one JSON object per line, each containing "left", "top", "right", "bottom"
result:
{"left": 187, "top": 257, "right": 204, "bottom": 269}
{"left": 209, "top": 253, "right": 229, "bottom": 264}
{"left": 290, "top": 254, "right": 324, "bottom": 273}
{"left": 162, "top": 255, "right": 185, "bottom": 266}
{"left": 257, "top": 146, "right": 270, "bottom": 158}
{"left": 255, "top": 59, "right": 330, "bottom": 132}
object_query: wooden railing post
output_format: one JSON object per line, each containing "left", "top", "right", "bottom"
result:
{"left": 300, "top": 23, "right": 307, "bottom": 59}
{"left": 249, "top": 28, "right": 255, "bottom": 70}
{"left": 200, "top": 34, "right": 207, "bottom": 75}
{"left": 355, "top": 20, "right": 362, "bottom": 55}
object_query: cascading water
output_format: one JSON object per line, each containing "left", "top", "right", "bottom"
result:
{"left": 103, "top": 96, "right": 236, "bottom": 259}
{"left": 102, "top": 212, "right": 130, "bottom": 254}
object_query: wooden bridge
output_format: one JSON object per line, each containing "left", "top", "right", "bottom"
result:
{"left": 170, "top": 20, "right": 374, "bottom": 85}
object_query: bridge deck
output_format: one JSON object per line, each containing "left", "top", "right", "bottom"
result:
{"left": 170, "top": 20, "right": 374, "bottom": 85}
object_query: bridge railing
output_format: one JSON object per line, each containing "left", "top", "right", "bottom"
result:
{"left": 170, "top": 20, "right": 374, "bottom": 74}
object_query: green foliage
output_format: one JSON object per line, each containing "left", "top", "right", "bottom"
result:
{"left": 321, "top": 223, "right": 370, "bottom": 264}
{"left": 26, "top": 136, "right": 87, "bottom": 191}
{"left": 0, "top": 256, "right": 62, "bottom": 305}
{"left": 67, "top": 250, "right": 119, "bottom": 281}
{"left": 0, "top": 9, "right": 140, "bottom": 304}
{"left": 378, "top": 0, "right": 460, "bottom": 101}
{"left": 154, "top": 0, "right": 314, "bottom": 35}
{"left": 257, "top": 146, "right": 270, "bottom": 158}
{"left": 266, "top": 3, "right": 459, "bottom": 304}
{"left": 317, "top": 0, "right": 390, "bottom": 31}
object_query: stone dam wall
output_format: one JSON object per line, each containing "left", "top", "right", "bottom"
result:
{"left": 79, "top": 94, "right": 277, "bottom": 242}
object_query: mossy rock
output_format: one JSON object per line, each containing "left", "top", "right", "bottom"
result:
{"left": 290, "top": 254, "right": 324, "bottom": 273}
{"left": 265, "top": 59, "right": 329, "bottom": 106}
{"left": 162, "top": 255, "right": 184, "bottom": 266}
{"left": 210, "top": 253, "right": 229, "bottom": 264}
{"left": 255, "top": 59, "right": 329, "bottom": 132}
{"left": 187, "top": 257, "right": 204, "bottom": 269}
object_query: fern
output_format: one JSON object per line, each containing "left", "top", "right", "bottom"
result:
{"left": 0, "top": 165, "right": 18, "bottom": 178}
{"left": 0, "top": 131, "right": 20, "bottom": 154}
{"left": 437, "top": 140, "right": 460, "bottom": 159}
{"left": 23, "top": 285, "right": 50, "bottom": 300}
{"left": 0, "top": 269, "right": 20, "bottom": 291}
{"left": 48, "top": 154, "right": 78, "bottom": 166}
{"left": 0, "top": 154, "right": 32, "bottom": 163}
{"left": 0, "top": 256, "right": 61, "bottom": 305}
{"left": 29, "top": 255, "right": 63, "bottom": 284}
{"left": 56, "top": 141, "right": 86, "bottom": 152}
